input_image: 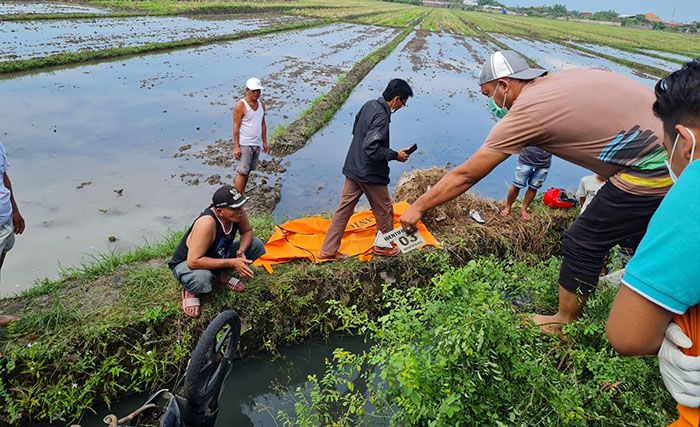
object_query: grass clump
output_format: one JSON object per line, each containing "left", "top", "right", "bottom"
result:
{"left": 279, "top": 257, "right": 675, "bottom": 426}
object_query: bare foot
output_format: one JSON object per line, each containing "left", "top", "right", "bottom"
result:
{"left": 318, "top": 252, "right": 349, "bottom": 261}
{"left": 0, "top": 315, "right": 19, "bottom": 326}
{"left": 181, "top": 289, "right": 201, "bottom": 318}
{"left": 520, "top": 210, "right": 531, "bottom": 220}
{"left": 530, "top": 314, "right": 567, "bottom": 340}
{"left": 500, "top": 207, "right": 511, "bottom": 217}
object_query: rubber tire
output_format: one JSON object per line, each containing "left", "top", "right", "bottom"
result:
{"left": 180, "top": 310, "right": 240, "bottom": 412}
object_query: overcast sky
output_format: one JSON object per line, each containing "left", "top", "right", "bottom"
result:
{"left": 500, "top": 0, "right": 700, "bottom": 23}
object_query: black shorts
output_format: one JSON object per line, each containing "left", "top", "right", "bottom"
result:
{"left": 559, "top": 182, "right": 663, "bottom": 295}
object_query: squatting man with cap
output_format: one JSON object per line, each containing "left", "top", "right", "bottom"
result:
{"left": 319, "top": 78, "right": 414, "bottom": 260}
{"left": 169, "top": 185, "right": 265, "bottom": 318}
{"left": 233, "top": 77, "right": 268, "bottom": 195}
{"left": 400, "top": 50, "right": 671, "bottom": 335}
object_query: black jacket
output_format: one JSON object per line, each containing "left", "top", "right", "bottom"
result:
{"left": 342, "top": 97, "right": 398, "bottom": 185}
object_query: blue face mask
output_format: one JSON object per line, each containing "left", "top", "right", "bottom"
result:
{"left": 488, "top": 83, "right": 508, "bottom": 120}
{"left": 665, "top": 127, "right": 697, "bottom": 183}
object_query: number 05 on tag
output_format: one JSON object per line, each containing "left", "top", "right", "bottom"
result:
{"left": 381, "top": 227, "right": 426, "bottom": 253}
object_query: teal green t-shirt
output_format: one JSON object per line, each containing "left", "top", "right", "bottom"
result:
{"left": 622, "top": 160, "right": 700, "bottom": 314}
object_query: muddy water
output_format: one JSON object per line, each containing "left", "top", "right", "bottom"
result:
{"left": 0, "top": 1, "right": 109, "bottom": 15}
{"left": 275, "top": 31, "right": 589, "bottom": 218}
{"left": 0, "top": 15, "right": 303, "bottom": 61}
{"left": 72, "top": 335, "right": 367, "bottom": 427}
{"left": 0, "top": 23, "right": 396, "bottom": 295}
{"left": 490, "top": 35, "right": 660, "bottom": 86}
{"left": 567, "top": 41, "right": 681, "bottom": 73}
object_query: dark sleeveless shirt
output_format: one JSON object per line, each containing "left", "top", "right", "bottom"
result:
{"left": 168, "top": 208, "right": 239, "bottom": 270}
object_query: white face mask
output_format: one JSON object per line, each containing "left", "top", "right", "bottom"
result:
{"left": 665, "top": 127, "right": 697, "bottom": 183}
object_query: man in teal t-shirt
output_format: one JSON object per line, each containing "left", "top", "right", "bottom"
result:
{"left": 606, "top": 60, "right": 700, "bottom": 409}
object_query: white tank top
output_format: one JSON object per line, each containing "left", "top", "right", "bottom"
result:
{"left": 238, "top": 99, "right": 264, "bottom": 147}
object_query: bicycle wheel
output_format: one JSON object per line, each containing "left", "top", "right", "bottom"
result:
{"left": 180, "top": 310, "right": 240, "bottom": 416}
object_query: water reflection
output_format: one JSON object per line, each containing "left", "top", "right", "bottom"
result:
{"left": 0, "top": 1, "right": 109, "bottom": 15}
{"left": 73, "top": 335, "right": 368, "bottom": 427}
{"left": 0, "top": 15, "right": 303, "bottom": 61}
{"left": 275, "top": 31, "right": 589, "bottom": 219}
{"left": 0, "top": 23, "right": 395, "bottom": 294}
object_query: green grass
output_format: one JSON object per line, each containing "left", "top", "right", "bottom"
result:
{"left": 420, "top": 9, "right": 478, "bottom": 35}
{"left": 280, "top": 258, "right": 675, "bottom": 426}
{"left": 0, "top": 19, "right": 326, "bottom": 75}
{"left": 0, "top": 204, "right": 571, "bottom": 425}
{"left": 457, "top": 10, "right": 700, "bottom": 58}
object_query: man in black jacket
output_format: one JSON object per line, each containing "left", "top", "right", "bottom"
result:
{"left": 319, "top": 79, "right": 413, "bottom": 260}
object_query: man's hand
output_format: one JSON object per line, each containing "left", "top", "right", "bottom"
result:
{"left": 234, "top": 146, "right": 241, "bottom": 160}
{"left": 400, "top": 204, "right": 423, "bottom": 233}
{"left": 12, "top": 211, "right": 24, "bottom": 235}
{"left": 231, "top": 258, "right": 254, "bottom": 279}
{"left": 659, "top": 322, "right": 700, "bottom": 407}
{"left": 263, "top": 142, "right": 270, "bottom": 154}
{"left": 397, "top": 149, "right": 409, "bottom": 162}
{"left": 236, "top": 249, "right": 247, "bottom": 261}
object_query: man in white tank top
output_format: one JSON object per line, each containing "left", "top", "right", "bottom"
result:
{"left": 233, "top": 77, "right": 268, "bottom": 195}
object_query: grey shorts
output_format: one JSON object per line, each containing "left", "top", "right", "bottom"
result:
{"left": 0, "top": 219, "right": 15, "bottom": 254}
{"left": 236, "top": 146, "right": 261, "bottom": 175}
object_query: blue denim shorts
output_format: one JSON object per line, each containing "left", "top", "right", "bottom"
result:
{"left": 513, "top": 163, "right": 549, "bottom": 190}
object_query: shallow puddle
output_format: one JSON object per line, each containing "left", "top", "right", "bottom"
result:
{"left": 275, "top": 30, "right": 589, "bottom": 218}
{"left": 0, "top": 23, "right": 396, "bottom": 295}
{"left": 0, "top": 1, "right": 109, "bottom": 15}
{"left": 0, "top": 15, "right": 303, "bottom": 61}
{"left": 567, "top": 41, "right": 681, "bottom": 72}
{"left": 490, "top": 34, "right": 661, "bottom": 86}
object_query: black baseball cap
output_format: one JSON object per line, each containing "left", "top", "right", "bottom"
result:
{"left": 211, "top": 185, "right": 249, "bottom": 209}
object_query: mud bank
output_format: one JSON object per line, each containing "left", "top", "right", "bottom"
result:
{"left": 269, "top": 22, "right": 416, "bottom": 156}
{"left": 0, "top": 168, "right": 575, "bottom": 425}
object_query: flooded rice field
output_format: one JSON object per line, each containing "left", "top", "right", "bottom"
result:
{"left": 640, "top": 49, "right": 694, "bottom": 63}
{"left": 0, "top": 15, "right": 303, "bottom": 61}
{"left": 567, "top": 41, "right": 681, "bottom": 72}
{"left": 275, "top": 30, "right": 589, "bottom": 218}
{"left": 0, "top": 23, "right": 396, "bottom": 295}
{"left": 70, "top": 335, "right": 367, "bottom": 427}
{"left": 490, "top": 34, "right": 660, "bottom": 86}
{"left": 0, "top": 1, "right": 109, "bottom": 15}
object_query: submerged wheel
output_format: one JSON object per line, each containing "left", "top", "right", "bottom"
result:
{"left": 181, "top": 310, "right": 240, "bottom": 414}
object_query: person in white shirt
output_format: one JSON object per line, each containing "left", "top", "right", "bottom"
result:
{"left": 232, "top": 77, "right": 269, "bottom": 195}
{"left": 0, "top": 142, "right": 24, "bottom": 326}
{"left": 576, "top": 174, "right": 606, "bottom": 214}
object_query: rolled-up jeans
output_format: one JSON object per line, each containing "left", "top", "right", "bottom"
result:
{"left": 172, "top": 237, "right": 266, "bottom": 295}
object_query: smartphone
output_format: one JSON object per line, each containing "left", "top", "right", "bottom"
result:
{"left": 406, "top": 143, "right": 418, "bottom": 155}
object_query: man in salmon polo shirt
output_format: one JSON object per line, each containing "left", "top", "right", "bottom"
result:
{"left": 400, "top": 50, "right": 671, "bottom": 335}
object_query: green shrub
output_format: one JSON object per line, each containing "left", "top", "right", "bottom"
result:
{"left": 280, "top": 258, "right": 675, "bottom": 426}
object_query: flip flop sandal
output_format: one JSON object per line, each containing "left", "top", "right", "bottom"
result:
{"left": 226, "top": 277, "right": 246, "bottom": 293}
{"left": 373, "top": 245, "right": 401, "bottom": 257}
{"left": 469, "top": 209, "right": 485, "bottom": 224}
{"left": 318, "top": 252, "right": 349, "bottom": 261}
{"left": 181, "top": 289, "right": 201, "bottom": 318}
